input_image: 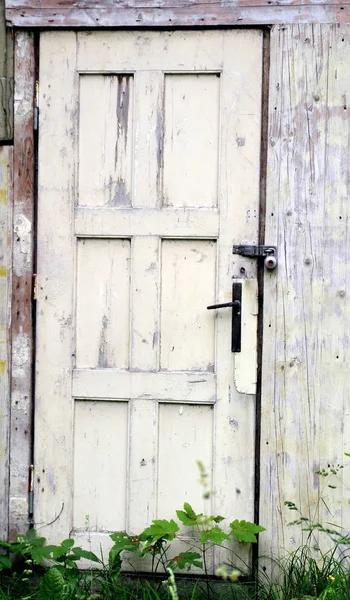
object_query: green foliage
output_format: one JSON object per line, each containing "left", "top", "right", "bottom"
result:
{"left": 37, "top": 567, "right": 66, "bottom": 600}
{"left": 140, "top": 520, "right": 179, "bottom": 548}
{"left": 0, "top": 530, "right": 100, "bottom": 573}
{"left": 0, "top": 463, "right": 265, "bottom": 599}
{"left": 229, "top": 520, "right": 265, "bottom": 544}
{"left": 169, "top": 552, "right": 203, "bottom": 570}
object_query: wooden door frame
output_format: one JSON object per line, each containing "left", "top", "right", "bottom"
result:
{"left": 8, "top": 30, "right": 35, "bottom": 539}
{"left": 8, "top": 24, "right": 270, "bottom": 543}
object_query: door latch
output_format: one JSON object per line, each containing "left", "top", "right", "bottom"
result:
{"left": 232, "top": 245, "right": 277, "bottom": 270}
{"left": 207, "top": 282, "right": 242, "bottom": 352}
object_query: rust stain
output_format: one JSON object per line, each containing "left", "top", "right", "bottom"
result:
{"left": 0, "top": 188, "right": 7, "bottom": 206}
{"left": 0, "top": 266, "right": 7, "bottom": 277}
{"left": 0, "top": 360, "right": 6, "bottom": 375}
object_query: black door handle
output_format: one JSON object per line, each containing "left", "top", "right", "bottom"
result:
{"left": 207, "top": 282, "right": 242, "bottom": 352}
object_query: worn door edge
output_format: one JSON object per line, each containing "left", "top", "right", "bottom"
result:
{"left": 253, "top": 26, "right": 270, "bottom": 566}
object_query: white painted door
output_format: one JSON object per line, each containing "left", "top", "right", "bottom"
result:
{"left": 35, "top": 30, "right": 262, "bottom": 568}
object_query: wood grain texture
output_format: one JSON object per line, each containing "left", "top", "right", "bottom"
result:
{"left": 9, "top": 31, "right": 34, "bottom": 539}
{"left": 260, "top": 24, "right": 350, "bottom": 555}
{"left": 0, "top": 0, "right": 13, "bottom": 141}
{"left": 6, "top": 1, "right": 350, "bottom": 27}
{"left": 0, "top": 146, "right": 12, "bottom": 541}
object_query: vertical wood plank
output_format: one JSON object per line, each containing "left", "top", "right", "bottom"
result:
{"left": 213, "top": 30, "right": 262, "bottom": 570}
{"left": 128, "top": 399, "right": 158, "bottom": 533}
{"left": 35, "top": 31, "right": 77, "bottom": 542}
{"left": 0, "top": 146, "right": 12, "bottom": 541}
{"left": 260, "top": 24, "right": 350, "bottom": 555}
{"left": 131, "top": 237, "right": 159, "bottom": 371}
{"left": 9, "top": 32, "right": 34, "bottom": 539}
{"left": 0, "top": 0, "right": 13, "bottom": 142}
{"left": 133, "top": 71, "right": 163, "bottom": 208}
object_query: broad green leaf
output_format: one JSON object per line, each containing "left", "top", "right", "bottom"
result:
{"left": 183, "top": 503, "right": 196, "bottom": 519}
{"left": 176, "top": 510, "right": 199, "bottom": 527}
{"left": 140, "top": 519, "right": 179, "bottom": 544}
{"left": 64, "top": 558, "right": 78, "bottom": 569}
{"left": 169, "top": 551, "right": 203, "bottom": 570}
{"left": 0, "top": 555, "right": 11, "bottom": 570}
{"left": 109, "top": 532, "right": 140, "bottom": 553}
{"left": 229, "top": 520, "right": 265, "bottom": 543}
{"left": 60, "top": 539, "right": 75, "bottom": 551}
{"left": 37, "top": 567, "right": 66, "bottom": 600}
{"left": 71, "top": 547, "right": 100, "bottom": 563}
{"left": 200, "top": 527, "right": 230, "bottom": 545}
{"left": 211, "top": 515, "right": 225, "bottom": 524}
{"left": 30, "top": 547, "right": 52, "bottom": 564}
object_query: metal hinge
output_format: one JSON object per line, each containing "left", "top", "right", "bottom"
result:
{"left": 232, "top": 244, "right": 277, "bottom": 270}
{"left": 34, "top": 80, "right": 39, "bottom": 131}
{"left": 29, "top": 464, "right": 34, "bottom": 517}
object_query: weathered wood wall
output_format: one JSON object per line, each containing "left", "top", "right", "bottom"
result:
{"left": 6, "top": 31, "right": 35, "bottom": 540}
{"left": 260, "top": 23, "right": 350, "bottom": 554}
{"left": 0, "top": 146, "right": 12, "bottom": 542}
{"left": 0, "top": 0, "right": 13, "bottom": 542}
{"left": 1, "top": 16, "right": 350, "bottom": 555}
{"left": 0, "top": 0, "right": 13, "bottom": 141}
{"left": 6, "top": 0, "right": 350, "bottom": 27}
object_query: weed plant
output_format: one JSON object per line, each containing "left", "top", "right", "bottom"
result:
{"left": 2, "top": 459, "right": 350, "bottom": 599}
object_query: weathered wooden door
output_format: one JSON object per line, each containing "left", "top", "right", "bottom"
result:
{"left": 35, "top": 30, "right": 263, "bottom": 567}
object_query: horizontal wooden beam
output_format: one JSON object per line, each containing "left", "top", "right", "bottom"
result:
{"left": 6, "top": 2, "right": 350, "bottom": 27}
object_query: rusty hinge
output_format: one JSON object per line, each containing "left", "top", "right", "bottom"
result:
{"left": 34, "top": 80, "right": 39, "bottom": 131}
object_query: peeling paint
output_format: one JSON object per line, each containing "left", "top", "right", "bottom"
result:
{"left": 12, "top": 333, "right": 30, "bottom": 379}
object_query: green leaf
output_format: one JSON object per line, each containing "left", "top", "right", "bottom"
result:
{"left": 30, "top": 547, "right": 51, "bottom": 564}
{"left": 71, "top": 547, "right": 100, "bottom": 563}
{"left": 109, "top": 532, "right": 140, "bottom": 554}
{"left": 229, "top": 520, "right": 265, "bottom": 543}
{"left": 200, "top": 527, "right": 230, "bottom": 545}
{"left": 38, "top": 567, "right": 66, "bottom": 600}
{"left": 0, "top": 555, "right": 11, "bottom": 571}
{"left": 169, "top": 551, "right": 203, "bottom": 570}
{"left": 60, "top": 539, "right": 75, "bottom": 551}
{"left": 109, "top": 546, "right": 123, "bottom": 574}
{"left": 183, "top": 503, "right": 196, "bottom": 519}
{"left": 176, "top": 503, "right": 202, "bottom": 526}
{"left": 140, "top": 519, "right": 179, "bottom": 545}
{"left": 211, "top": 515, "right": 225, "bottom": 524}
{"left": 176, "top": 510, "right": 198, "bottom": 526}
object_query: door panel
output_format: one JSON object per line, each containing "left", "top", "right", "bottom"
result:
{"left": 35, "top": 30, "right": 262, "bottom": 569}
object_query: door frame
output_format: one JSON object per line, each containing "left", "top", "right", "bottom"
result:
{"left": 7, "top": 27, "right": 269, "bottom": 551}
